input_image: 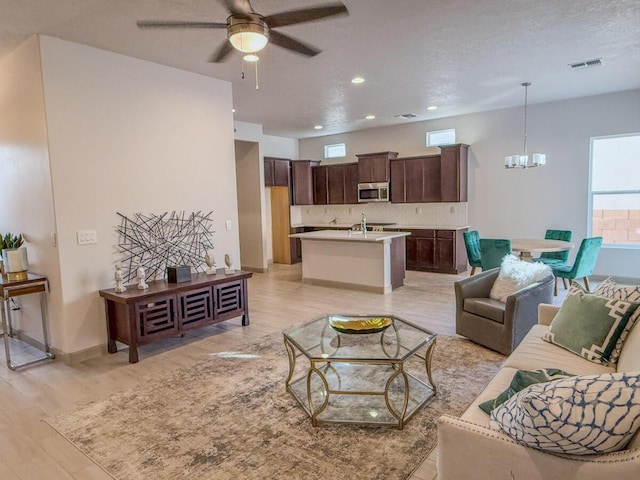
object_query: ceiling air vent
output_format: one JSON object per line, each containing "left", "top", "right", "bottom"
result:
{"left": 395, "top": 113, "right": 418, "bottom": 119}
{"left": 569, "top": 58, "right": 603, "bottom": 70}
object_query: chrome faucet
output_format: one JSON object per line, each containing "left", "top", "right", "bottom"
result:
{"left": 329, "top": 217, "right": 338, "bottom": 225}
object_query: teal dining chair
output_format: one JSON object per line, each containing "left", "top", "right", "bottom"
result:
{"left": 479, "top": 239, "right": 512, "bottom": 271}
{"left": 551, "top": 237, "right": 603, "bottom": 296}
{"left": 463, "top": 230, "right": 482, "bottom": 275}
{"left": 537, "top": 229, "right": 572, "bottom": 266}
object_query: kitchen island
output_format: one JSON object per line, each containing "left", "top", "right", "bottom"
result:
{"left": 288, "top": 230, "right": 410, "bottom": 294}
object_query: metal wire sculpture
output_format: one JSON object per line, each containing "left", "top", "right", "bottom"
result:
{"left": 116, "top": 211, "right": 215, "bottom": 283}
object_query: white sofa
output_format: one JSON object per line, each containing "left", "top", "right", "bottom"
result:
{"left": 437, "top": 303, "right": 640, "bottom": 480}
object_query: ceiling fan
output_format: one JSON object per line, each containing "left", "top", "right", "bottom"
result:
{"left": 137, "top": 0, "right": 349, "bottom": 63}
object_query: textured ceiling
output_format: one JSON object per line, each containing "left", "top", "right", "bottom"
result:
{"left": 1, "top": 0, "right": 639, "bottom": 139}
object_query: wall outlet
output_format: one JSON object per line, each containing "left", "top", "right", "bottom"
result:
{"left": 416, "top": 207, "right": 422, "bottom": 215}
{"left": 348, "top": 207, "right": 353, "bottom": 214}
{"left": 225, "top": 220, "right": 232, "bottom": 231}
{"left": 50, "top": 232, "right": 57, "bottom": 247}
{"left": 77, "top": 230, "right": 97, "bottom": 245}
{"left": 450, "top": 206, "right": 455, "bottom": 213}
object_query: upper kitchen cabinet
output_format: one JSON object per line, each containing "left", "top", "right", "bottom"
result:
{"left": 390, "top": 144, "right": 468, "bottom": 203}
{"left": 356, "top": 151, "right": 398, "bottom": 183}
{"left": 391, "top": 155, "right": 441, "bottom": 203}
{"left": 440, "top": 144, "right": 468, "bottom": 202}
{"left": 264, "top": 157, "right": 290, "bottom": 187}
{"left": 292, "top": 160, "right": 320, "bottom": 205}
{"left": 327, "top": 163, "right": 358, "bottom": 204}
{"left": 312, "top": 165, "right": 329, "bottom": 205}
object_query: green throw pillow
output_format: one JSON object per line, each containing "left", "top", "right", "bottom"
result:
{"left": 542, "top": 289, "right": 639, "bottom": 365}
{"left": 479, "top": 368, "right": 574, "bottom": 414}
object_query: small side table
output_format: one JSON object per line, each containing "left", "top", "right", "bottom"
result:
{"left": 0, "top": 273, "right": 55, "bottom": 370}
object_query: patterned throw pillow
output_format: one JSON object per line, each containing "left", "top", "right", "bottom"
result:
{"left": 588, "top": 278, "right": 640, "bottom": 364}
{"left": 490, "top": 372, "right": 640, "bottom": 454}
{"left": 542, "top": 287, "right": 638, "bottom": 365}
{"left": 479, "top": 368, "right": 574, "bottom": 414}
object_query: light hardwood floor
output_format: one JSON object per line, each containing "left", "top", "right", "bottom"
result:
{"left": 0, "top": 264, "right": 566, "bottom": 480}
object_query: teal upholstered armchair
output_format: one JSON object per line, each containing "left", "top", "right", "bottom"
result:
{"left": 551, "top": 237, "right": 603, "bottom": 295}
{"left": 537, "top": 229, "right": 572, "bottom": 266}
{"left": 463, "top": 230, "right": 482, "bottom": 275}
{"left": 479, "top": 239, "right": 512, "bottom": 271}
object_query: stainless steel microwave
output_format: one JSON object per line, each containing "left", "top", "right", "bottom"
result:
{"left": 358, "top": 182, "right": 390, "bottom": 202}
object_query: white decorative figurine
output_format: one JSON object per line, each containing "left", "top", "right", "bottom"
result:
{"left": 136, "top": 264, "right": 149, "bottom": 290}
{"left": 114, "top": 265, "right": 127, "bottom": 293}
{"left": 224, "top": 254, "right": 233, "bottom": 274}
{"left": 205, "top": 249, "right": 217, "bottom": 275}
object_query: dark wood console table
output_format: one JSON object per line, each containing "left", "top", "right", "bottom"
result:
{"left": 99, "top": 271, "right": 252, "bottom": 363}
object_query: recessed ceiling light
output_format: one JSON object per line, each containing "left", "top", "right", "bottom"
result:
{"left": 351, "top": 76, "right": 365, "bottom": 84}
{"left": 365, "top": 115, "right": 375, "bottom": 120}
{"left": 232, "top": 108, "right": 236, "bottom": 113}
{"left": 427, "top": 105, "right": 438, "bottom": 111}
{"left": 314, "top": 125, "right": 323, "bottom": 130}
{"left": 243, "top": 54, "right": 259, "bottom": 62}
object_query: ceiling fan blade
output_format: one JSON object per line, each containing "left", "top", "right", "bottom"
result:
{"left": 221, "top": 0, "right": 253, "bottom": 16}
{"left": 209, "top": 41, "right": 235, "bottom": 63}
{"left": 263, "top": 3, "right": 348, "bottom": 28}
{"left": 137, "top": 20, "right": 227, "bottom": 29}
{"left": 268, "top": 30, "right": 321, "bottom": 57}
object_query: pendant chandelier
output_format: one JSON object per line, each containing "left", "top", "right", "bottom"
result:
{"left": 505, "top": 82, "right": 546, "bottom": 169}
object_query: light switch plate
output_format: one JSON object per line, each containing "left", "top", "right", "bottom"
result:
{"left": 225, "top": 220, "right": 232, "bottom": 231}
{"left": 77, "top": 230, "right": 97, "bottom": 245}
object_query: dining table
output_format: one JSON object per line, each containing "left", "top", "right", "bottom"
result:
{"left": 510, "top": 239, "right": 574, "bottom": 262}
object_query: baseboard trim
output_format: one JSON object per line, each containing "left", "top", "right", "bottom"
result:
{"left": 302, "top": 278, "right": 390, "bottom": 294}
{"left": 51, "top": 344, "right": 106, "bottom": 365}
{"left": 240, "top": 266, "right": 269, "bottom": 273}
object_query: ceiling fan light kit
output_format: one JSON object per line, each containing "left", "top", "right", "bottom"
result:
{"left": 137, "top": 0, "right": 348, "bottom": 64}
{"left": 228, "top": 15, "right": 269, "bottom": 53}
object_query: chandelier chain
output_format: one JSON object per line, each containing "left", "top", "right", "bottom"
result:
{"left": 522, "top": 81, "right": 530, "bottom": 157}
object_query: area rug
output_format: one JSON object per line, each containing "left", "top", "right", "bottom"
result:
{"left": 47, "top": 333, "right": 504, "bottom": 480}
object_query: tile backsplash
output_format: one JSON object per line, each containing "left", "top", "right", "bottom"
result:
{"left": 291, "top": 202, "right": 468, "bottom": 227}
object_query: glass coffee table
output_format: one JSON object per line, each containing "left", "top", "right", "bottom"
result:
{"left": 283, "top": 314, "right": 437, "bottom": 429}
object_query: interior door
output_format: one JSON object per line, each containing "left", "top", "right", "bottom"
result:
{"left": 270, "top": 186, "right": 291, "bottom": 264}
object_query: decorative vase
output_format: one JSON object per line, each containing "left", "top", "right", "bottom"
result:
{"left": 2, "top": 247, "right": 28, "bottom": 274}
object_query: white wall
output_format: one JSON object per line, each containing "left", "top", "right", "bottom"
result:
{"left": 39, "top": 36, "right": 238, "bottom": 354}
{"left": 233, "top": 121, "right": 298, "bottom": 264}
{"left": 235, "top": 140, "right": 267, "bottom": 271}
{"left": 0, "top": 36, "right": 63, "bottom": 345}
{"left": 299, "top": 90, "right": 640, "bottom": 280}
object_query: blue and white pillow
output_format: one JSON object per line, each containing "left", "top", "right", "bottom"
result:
{"left": 490, "top": 372, "right": 640, "bottom": 454}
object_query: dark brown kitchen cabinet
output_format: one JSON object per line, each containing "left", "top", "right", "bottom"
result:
{"left": 405, "top": 229, "right": 468, "bottom": 273}
{"left": 344, "top": 163, "right": 359, "bottom": 204}
{"left": 440, "top": 144, "right": 468, "bottom": 202}
{"left": 290, "top": 227, "right": 314, "bottom": 264}
{"left": 264, "top": 157, "right": 290, "bottom": 187}
{"left": 356, "top": 151, "right": 398, "bottom": 183}
{"left": 398, "top": 155, "right": 441, "bottom": 203}
{"left": 390, "top": 159, "right": 405, "bottom": 203}
{"left": 326, "top": 163, "right": 359, "bottom": 204}
{"left": 312, "top": 166, "right": 328, "bottom": 204}
{"left": 292, "top": 160, "right": 319, "bottom": 205}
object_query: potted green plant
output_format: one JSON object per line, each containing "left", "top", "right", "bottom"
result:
{"left": 1, "top": 233, "right": 27, "bottom": 275}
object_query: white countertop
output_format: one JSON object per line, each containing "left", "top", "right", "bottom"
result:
{"left": 291, "top": 223, "right": 469, "bottom": 231}
{"left": 289, "top": 229, "right": 411, "bottom": 242}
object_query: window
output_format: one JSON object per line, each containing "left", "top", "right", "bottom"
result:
{"left": 589, "top": 133, "right": 640, "bottom": 246}
{"left": 324, "top": 143, "right": 346, "bottom": 159}
{"left": 426, "top": 128, "right": 456, "bottom": 147}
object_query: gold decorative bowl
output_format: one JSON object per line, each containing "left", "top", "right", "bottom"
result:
{"left": 329, "top": 316, "right": 393, "bottom": 334}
